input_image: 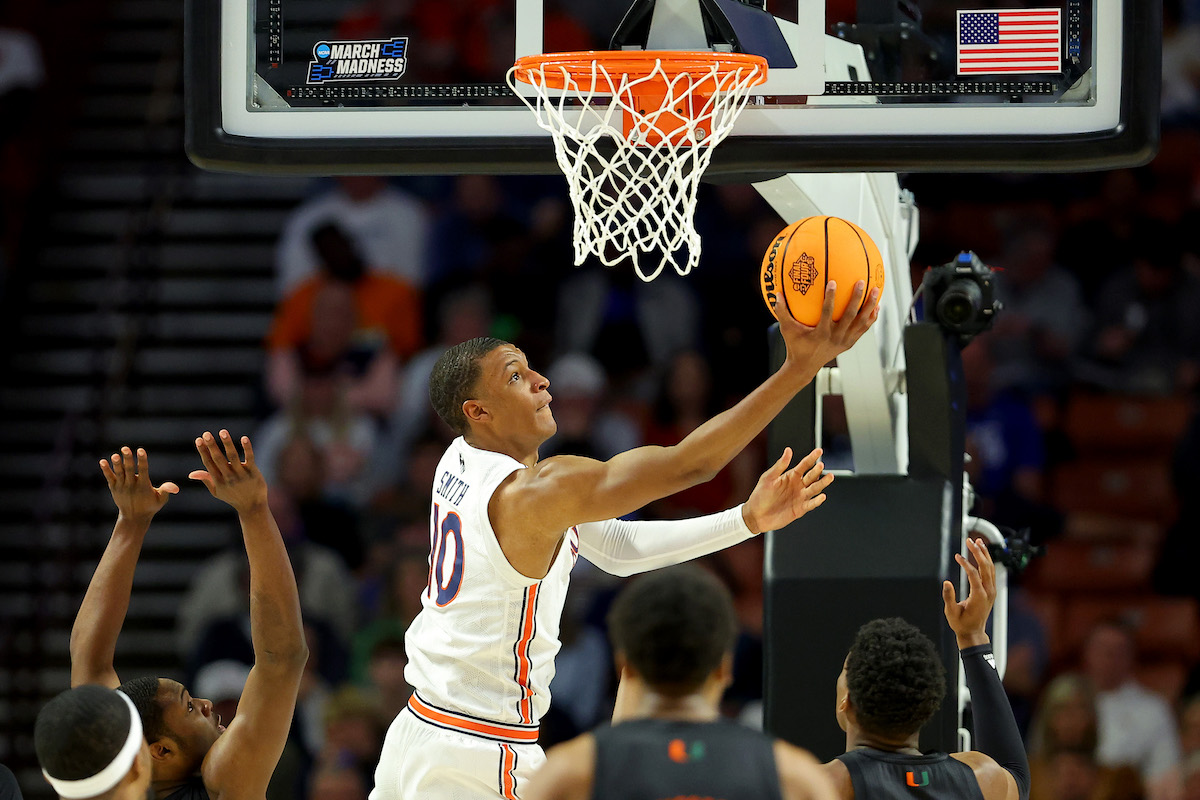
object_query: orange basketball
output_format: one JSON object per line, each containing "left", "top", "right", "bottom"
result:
{"left": 760, "top": 216, "right": 885, "bottom": 326}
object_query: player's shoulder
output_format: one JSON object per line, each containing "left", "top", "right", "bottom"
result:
{"left": 773, "top": 740, "right": 841, "bottom": 800}
{"left": 950, "top": 751, "right": 1017, "bottom": 800}
{"left": 524, "top": 733, "right": 596, "bottom": 800}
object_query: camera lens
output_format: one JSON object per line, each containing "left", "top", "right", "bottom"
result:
{"left": 936, "top": 278, "right": 983, "bottom": 329}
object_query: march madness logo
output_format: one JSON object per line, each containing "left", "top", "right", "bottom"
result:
{"left": 307, "top": 38, "right": 408, "bottom": 84}
{"left": 790, "top": 252, "right": 818, "bottom": 295}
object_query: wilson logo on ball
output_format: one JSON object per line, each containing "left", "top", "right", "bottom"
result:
{"left": 791, "top": 253, "right": 818, "bottom": 295}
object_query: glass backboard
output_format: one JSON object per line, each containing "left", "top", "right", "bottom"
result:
{"left": 184, "top": 0, "right": 1159, "bottom": 176}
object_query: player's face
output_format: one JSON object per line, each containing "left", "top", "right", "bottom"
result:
{"left": 476, "top": 346, "right": 555, "bottom": 442}
{"left": 158, "top": 680, "right": 224, "bottom": 768}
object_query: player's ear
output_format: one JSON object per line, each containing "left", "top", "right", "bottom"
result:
{"left": 716, "top": 652, "right": 735, "bottom": 688}
{"left": 462, "top": 399, "right": 489, "bottom": 425}
{"left": 148, "top": 738, "right": 174, "bottom": 762}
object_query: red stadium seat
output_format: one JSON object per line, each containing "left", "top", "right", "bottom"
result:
{"left": 1063, "top": 393, "right": 1190, "bottom": 456}
{"left": 1059, "top": 596, "right": 1200, "bottom": 661}
{"left": 1051, "top": 459, "right": 1177, "bottom": 523}
{"left": 1026, "top": 540, "right": 1157, "bottom": 593}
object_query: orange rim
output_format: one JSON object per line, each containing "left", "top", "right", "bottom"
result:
{"left": 511, "top": 50, "right": 768, "bottom": 92}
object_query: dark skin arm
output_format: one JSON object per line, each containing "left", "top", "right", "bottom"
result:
{"left": 71, "top": 447, "right": 179, "bottom": 688}
{"left": 189, "top": 431, "right": 309, "bottom": 800}
{"left": 775, "top": 740, "right": 840, "bottom": 800}
{"left": 493, "top": 282, "right": 880, "bottom": 577}
{"left": 945, "top": 538, "right": 1019, "bottom": 800}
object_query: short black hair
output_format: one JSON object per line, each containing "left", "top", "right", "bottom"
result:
{"left": 35, "top": 686, "right": 136, "bottom": 782}
{"left": 608, "top": 566, "right": 738, "bottom": 696}
{"left": 846, "top": 618, "right": 946, "bottom": 739}
{"left": 428, "top": 337, "right": 508, "bottom": 436}
{"left": 118, "top": 676, "right": 169, "bottom": 743}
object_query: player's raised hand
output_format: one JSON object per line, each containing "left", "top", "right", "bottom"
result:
{"left": 188, "top": 430, "right": 267, "bottom": 514}
{"left": 100, "top": 446, "right": 179, "bottom": 527}
{"left": 740, "top": 447, "right": 835, "bottom": 534}
{"left": 778, "top": 280, "right": 881, "bottom": 375}
{"left": 942, "top": 537, "right": 996, "bottom": 649}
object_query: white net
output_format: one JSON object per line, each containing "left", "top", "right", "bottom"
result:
{"left": 507, "top": 54, "right": 766, "bottom": 282}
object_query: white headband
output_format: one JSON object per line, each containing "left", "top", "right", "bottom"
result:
{"left": 43, "top": 690, "right": 144, "bottom": 799}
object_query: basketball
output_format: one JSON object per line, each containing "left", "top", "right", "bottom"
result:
{"left": 759, "top": 216, "right": 885, "bottom": 326}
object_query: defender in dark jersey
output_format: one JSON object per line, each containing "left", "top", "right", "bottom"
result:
{"left": 823, "top": 538, "right": 1031, "bottom": 800}
{"left": 70, "top": 434, "right": 308, "bottom": 800}
{"left": 524, "top": 566, "right": 836, "bottom": 800}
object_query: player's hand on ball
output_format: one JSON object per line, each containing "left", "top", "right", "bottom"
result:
{"left": 740, "top": 447, "right": 834, "bottom": 534}
{"left": 100, "top": 446, "right": 179, "bottom": 527}
{"left": 189, "top": 430, "right": 268, "bottom": 514}
{"left": 779, "top": 280, "right": 881, "bottom": 376}
{"left": 942, "top": 537, "right": 996, "bottom": 649}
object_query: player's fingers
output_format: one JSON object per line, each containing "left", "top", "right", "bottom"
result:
{"left": 121, "top": 447, "right": 134, "bottom": 480}
{"left": 157, "top": 481, "right": 180, "bottom": 496}
{"left": 195, "top": 436, "right": 221, "bottom": 478}
{"left": 942, "top": 580, "right": 957, "bottom": 610}
{"left": 201, "top": 432, "right": 231, "bottom": 478}
{"left": 802, "top": 458, "right": 825, "bottom": 486}
{"left": 188, "top": 469, "right": 215, "bottom": 494}
{"left": 111, "top": 452, "right": 125, "bottom": 482}
{"left": 971, "top": 538, "right": 997, "bottom": 596}
{"left": 218, "top": 430, "right": 242, "bottom": 472}
{"left": 817, "top": 281, "right": 838, "bottom": 330}
{"left": 806, "top": 472, "right": 834, "bottom": 496}
{"left": 241, "top": 435, "right": 256, "bottom": 470}
{"left": 804, "top": 492, "right": 827, "bottom": 512}
{"left": 957, "top": 551, "right": 984, "bottom": 598}
{"left": 136, "top": 447, "right": 151, "bottom": 480}
{"left": 767, "top": 447, "right": 793, "bottom": 479}
{"left": 99, "top": 459, "right": 117, "bottom": 487}
{"left": 853, "top": 287, "right": 881, "bottom": 330}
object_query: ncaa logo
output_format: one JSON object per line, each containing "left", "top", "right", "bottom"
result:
{"left": 315, "top": 42, "right": 331, "bottom": 60}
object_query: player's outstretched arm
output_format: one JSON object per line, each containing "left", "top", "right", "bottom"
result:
{"left": 576, "top": 446, "right": 834, "bottom": 577}
{"left": 496, "top": 282, "right": 879, "bottom": 543}
{"left": 946, "top": 538, "right": 1029, "bottom": 800}
{"left": 71, "top": 447, "right": 178, "bottom": 689}
{"left": 522, "top": 734, "right": 596, "bottom": 800}
{"left": 189, "top": 431, "right": 308, "bottom": 800}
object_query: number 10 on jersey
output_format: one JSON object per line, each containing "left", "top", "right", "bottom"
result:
{"left": 428, "top": 503, "right": 464, "bottom": 606}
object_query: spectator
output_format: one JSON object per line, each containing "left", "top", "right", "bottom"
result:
{"left": 266, "top": 223, "right": 422, "bottom": 416}
{"left": 276, "top": 176, "right": 430, "bottom": 294}
{"left": 1186, "top": 753, "right": 1200, "bottom": 800}
{"left": 361, "top": 636, "right": 412, "bottom": 728}
{"left": 256, "top": 369, "right": 379, "bottom": 509}
{"left": 1080, "top": 219, "right": 1200, "bottom": 395}
{"left": 1026, "top": 674, "right": 1141, "bottom": 800}
{"left": 260, "top": 434, "right": 364, "bottom": 571}
{"left": 961, "top": 335, "right": 1054, "bottom": 534}
{"left": 308, "top": 765, "right": 367, "bottom": 800}
{"left": 989, "top": 208, "right": 1089, "bottom": 396}
{"left": 1083, "top": 620, "right": 1184, "bottom": 800}
{"left": 539, "top": 352, "right": 640, "bottom": 461}
{"left": 1162, "top": 0, "right": 1200, "bottom": 123}
{"left": 177, "top": 489, "right": 358, "bottom": 668}
{"left": 317, "top": 686, "right": 384, "bottom": 786}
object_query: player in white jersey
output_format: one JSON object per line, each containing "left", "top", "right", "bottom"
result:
{"left": 371, "top": 280, "right": 881, "bottom": 800}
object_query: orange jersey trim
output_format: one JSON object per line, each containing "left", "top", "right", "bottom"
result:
{"left": 514, "top": 583, "right": 539, "bottom": 724}
{"left": 499, "top": 744, "right": 519, "bottom": 799}
{"left": 407, "top": 693, "right": 540, "bottom": 744}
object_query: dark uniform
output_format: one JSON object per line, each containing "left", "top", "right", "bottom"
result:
{"left": 592, "top": 718, "right": 783, "bottom": 800}
{"left": 835, "top": 747, "right": 986, "bottom": 800}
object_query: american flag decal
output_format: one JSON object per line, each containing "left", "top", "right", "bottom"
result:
{"left": 956, "top": 8, "right": 1062, "bottom": 75}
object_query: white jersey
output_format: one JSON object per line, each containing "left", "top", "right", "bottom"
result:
{"left": 404, "top": 437, "right": 579, "bottom": 736}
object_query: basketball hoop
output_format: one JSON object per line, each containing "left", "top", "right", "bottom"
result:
{"left": 507, "top": 51, "right": 767, "bottom": 281}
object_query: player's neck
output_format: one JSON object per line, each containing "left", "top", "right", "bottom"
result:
{"left": 463, "top": 431, "right": 540, "bottom": 467}
{"left": 631, "top": 692, "right": 721, "bottom": 723}
{"left": 848, "top": 728, "right": 922, "bottom": 756}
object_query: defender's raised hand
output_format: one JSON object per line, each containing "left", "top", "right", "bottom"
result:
{"left": 99, "top": 446, "right": 179, "bottom": 527}
{"left": 741, "top": 447, "right": 835, "bottom": 534}
{"left": 189, "top": 430, "right": 268, "bottom": 513}
{"left": 942, "top": 537, "right": 997, "bottom": 649}
{"left": 778, "top": 281, "right": 881, "bottom": 376}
